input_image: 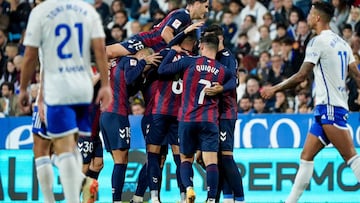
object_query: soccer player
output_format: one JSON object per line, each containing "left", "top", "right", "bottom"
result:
{"left": 203, "top": 24, "right": 245, "bottom": 203}
{"left": 100, "top": 49, "right": 161, "bottom": 202}
{"left": 261, "top": 2, "right": 360, "bottom": 202}
{"left": 131, "top": 60, "right": 168, "bottom": 203}
{"left": 145, "top": 31, "right": 197, "bottom": 203}
{"left": 18, "top": 1, "right": 113, "bottom": 202}
{"left": 106, "top": 0, "right": 209, "bottom": 58}
{"left": 158, "top": 34, "right": 232, "bottom": 203}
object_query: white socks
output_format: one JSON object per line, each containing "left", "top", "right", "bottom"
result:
{"left": 286, "top": 159, "right": 314, "bottom": 203}
{"left": 348, "top": 155, "right": 360, "bottom": 182}
{"left": 58, "top": 152, "right": 83, "bottom": 203}
{"left": 35, "top": 156, "right": 55, "bottom": 203}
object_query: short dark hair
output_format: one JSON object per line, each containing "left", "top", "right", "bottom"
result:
{"left": 200, "top": 34, "right": 219, "bottom": 51}
{"left": 312, "top": 1, "right": 334, "bottom": 23}
{"left": 186, "top": 0, "right": 207, "bottom": 5}
{"left": 343, "top": 23, "right": 352, "bottom": 31}
{"left": 1, "top": 82, "right": 14, "bottom": 93}
{"left": 203, "top": 24, "right": 223, "bottom": 36}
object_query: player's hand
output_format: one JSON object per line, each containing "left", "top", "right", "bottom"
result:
{"left": 145, "top": 53, "right": 162, "bottom": 66}
{"left": 96, "top": 85, "right": 113, "bottom": 111}
{"left": 204, "top": 82, "right": 223, "bottom": 96}
{"left": 261, "top": 86, "right": 276, "bottom": 99}
{"left": 184, "top": 21, "right": 205, "bottom": 34}
{"left": 18, "top": 89, "right": 30, "bottom": 113}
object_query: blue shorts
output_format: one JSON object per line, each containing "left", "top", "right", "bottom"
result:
{"left": 141, "top": 114, "right": 152, "bottom": 137}
{"left": 146, "top": 114, "right": 179, "bottom": 146}
{"left": 178, "top": 121, "right": 219, "bottom": 155}
{"left": 309, "top": 105, "right": 349, "bottom": 145}
{"left": 100, "top": 112, "right": 130, "bottom": 152}
{"left": 219, "top": 119, "right": 236, "bottom": 152}
{"left": 32, "top": 105, "right": 49, "bottom": 139}
{"left": 78, "top": 134, "right": 103, "bottom": 164}
{"left": 45, "top": 104, "right": 91, "bottom": 138}
{"left": 142, "top": 114, "right": 169, "bottom": 155}
{"left": 120, "top": 36, "right": 145, "bottom": 54}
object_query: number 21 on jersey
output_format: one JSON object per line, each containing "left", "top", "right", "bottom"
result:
{"left": 55, "top": 23, "right": 83, "bottom": 59}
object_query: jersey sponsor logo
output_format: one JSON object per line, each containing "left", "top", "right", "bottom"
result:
{"left": 171, "top": 19, "right": 182, "bottom": 29}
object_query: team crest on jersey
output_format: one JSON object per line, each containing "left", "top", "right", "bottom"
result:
{"left": 130, "top": 59, "right": 137, "bottom": 66}
{"left": 222, "top": 51, "right": 230, "bottom": 56}
{"left": 172, "top": 19, "right": 182, "bottom": 29}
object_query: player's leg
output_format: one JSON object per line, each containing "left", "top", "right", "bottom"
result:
{"left": 47, "top": 105, "right": 89, "bottom": 203}
{"left": 85, "top": 104, "right": 104, "bottom": 180}
{"left": 33, "top": 135, "right": 56, "bottom": 203}
{"left": 322, "top": 113, "right": 360, "bottom": 182}
{"left": 146, "top": 114, "right": 169, "bottom": 202}
{"left": 179, "top": 122, "right": 197, "bottom": 203}
{"left": 169, "top": 119, "right": 186, "bottom": 203}
{"left": 100, "top": 112, "right": 130, "bottom": 202}
{"left": 200, "top": 122, "right": 220, "bottom": 203}
{"left": 286, "top": 132, "right": 324, "bottom": 203}
{"left": 132, "top": 115, "right": 152, "bottom": 203}
{"left": 32, "top": 106, "right": 56, "bottom": 203}
{"left": 219, "top": 119, "right": 244, "bottom": 203}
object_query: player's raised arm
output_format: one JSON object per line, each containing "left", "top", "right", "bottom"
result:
{"left": 261, "top": 61, "right": 313, "bottom": 99}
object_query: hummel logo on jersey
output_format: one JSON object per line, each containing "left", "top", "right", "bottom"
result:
{"left": 119, "top": 128, "right": 126, "bottom": 138}
{"left": 220, "top": 131, "right": 227, "bottom": 141}
{"left": 146, "top": 124, "right": 150, "bottom": 135}
{"left": 78, "top": 142, "right": 83, "bottom": 148}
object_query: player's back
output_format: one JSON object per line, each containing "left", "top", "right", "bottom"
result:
{"left": 180, "top": 56, "right": 228, "bottom": 123}
{"left": 25, "top": 0, "right": 104, "bottom": 105}
{"left": 105, "top": 57, "right": 130, "bottom": 116}
{"left": 306, "top": 30, "right": 354, "bottom": 109}
{"left": 138, "top": 8, "right": 191, "bottom": 52}
{"left": 216, "top": 48, "right": 238, "bottom": 120}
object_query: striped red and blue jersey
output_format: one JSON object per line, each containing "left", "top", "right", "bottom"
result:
{"left": 152, "top": 48, "right": 190, "bottom": 116}
{"left": 158, "top": 50, "right": 231, "bottom": 123}
{"left": 137, "top": 9, "right": 191, "bottom": 52}
{"left": 216, "top": 48, "right": 238, "bottom": 120}
{"left": 105, "top": 56, "right": 147, "bottom": 116}
{"left": 142, "top": 68, "right": 159, "bottom": 116}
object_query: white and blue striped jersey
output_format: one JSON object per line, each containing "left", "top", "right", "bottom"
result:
{"left": 23, "top": 0, "right": 105, "bottom": 105}
{"left": 304, "top": 30, "right": 355, "bottom": 110}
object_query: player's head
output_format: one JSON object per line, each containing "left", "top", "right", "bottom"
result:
{"left": 186, "top": 0, "right": 209, "bottom": 20}
{"left": 135, "top": 48, "right": 154, "bottom": 59}
{"left": 199, "top": 34, "right": 219, "bottom": 54}
{"left": 307, "top": 1, "right": 334, "bottom": 28}
{"left": 180, "top": 30, "right": 198, "bottom": 51}
{"left": 202, "top": 24, "right": 223, "bottom": 46}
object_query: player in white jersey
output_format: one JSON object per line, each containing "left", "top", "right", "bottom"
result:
{"left": 18, "top": 0, "right": 112, "bottom": 203}
{"left": 261, "top": 2, "right": 360, "bottom": 202}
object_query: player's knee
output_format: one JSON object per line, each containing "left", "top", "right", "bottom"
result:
{"left": 91, "top": 159, "right": 104, "bottom": 171}
{"left": 202, "top": 151, "right": 218, "bottom": 166}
